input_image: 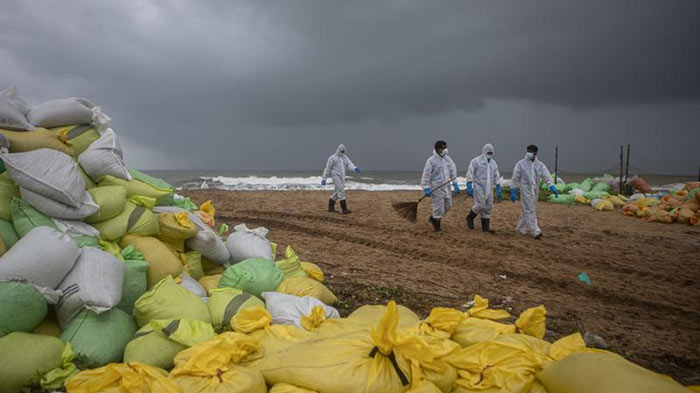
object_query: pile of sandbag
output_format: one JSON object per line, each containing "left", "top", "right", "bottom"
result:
{"left": 622, "top": 183, "right": 700, "bottom": 225}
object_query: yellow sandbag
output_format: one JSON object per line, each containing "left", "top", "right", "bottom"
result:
{"left": 232, "top": 305, "right": 272, "bottom": 333}
{"left": 133, "top": 275, "right": 211, "bottom": 327}
{"left": 156, "top": 213, "right": 198, "bottom": 251}
{"left": 50, "top": 124, "right": 101, "bottom": 156}
{"left": 120, "top": 235, "right": 183, "bottom": 288}
{"left": 207, "top": 288, "right": 266, "bottom": 331}
{"left": 275, "top": 246, "right": 309, "bottom": 279}
{"left": 418, "top": 307, "right": 465, "bottom": 338}
{"left": 466, "top": 295, "right": 511, "bottom": 320}
{"left": 595, "top": 199, "right": 614, "bottom": 211}
{"left": 451, "top": 317, "right": 516, "bottom": 347}
{"left": 0, "top": 173, "right": 20, "bottom": 221}
{"left": 549, "top": 333, "right": 587, "bottom": 361}
{"left": 182, "top": 251, "right": 204, "bottom": 280}
{"left": 32, "top": 312, "right": 62, "bottom": 337}
{"left": 199, "top": 274, "right": 222, "bottom": 295}
{"left": 515, "top": 305, "right": 546, "bottom": 339}
{"left": 604, "top": 195, "right": 626, "bottom": 207}
{"left": 276, "top": 276, "right": 338, "bottom": 305}
{"left": 447, "top": 340, "right": 547, "bottom": 393}
{"left": 348, "top": 304, "right": 421, "bottom": 329}
{"left": 537, "top": 350, "right": 690, "bottom": 393}
{"left": 202, "top": 256, "right": 226, "bottom": 275}
{"left": 0, "top": 127, "right": 74, "bottom": 155}
{"left": 199, "top": 200, "right": 215, "bottom": 221}
{"left": 270, "top": 383, "right": 318, "bottom": 393}
{"left": 170, "top": 332, "right": 266, "bottom": 393}
{"left": 98, "top": 175, "right": 172, "bottom": 205}
{"left": 65, "top": 362, "right": 181, "bottom": 393}
{"left": 249, "top": 301, "right": 451, "bottom": 393}
{"left": 573, "top": 195, "right": 589, "bottom": 205}
{"left": 300, "top": 261, "right": 324, "bottom": 282}
{"left": 92, "top": 201, "right": 159, "bottom": 241}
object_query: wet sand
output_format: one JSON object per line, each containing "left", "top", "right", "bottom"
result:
{"left": 182, "top": 189, "right": 700, "bottom": 384}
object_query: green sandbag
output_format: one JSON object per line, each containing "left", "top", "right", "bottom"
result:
{"left": 117, "top": 258, "right": 150, "bottom": 315}
{"left": 133, "top": 275, "right": 211, "bottom": 327}
{"left": 172, "top": 196, "right": 198, "bottom": 211}
{"left": 207, "top": 288, "right": 266, "bottom": 331}
{"left": 184, "top": 251, "right": 205, "bottom": 281}
{"left": 547, "top": 194, "right": 575, "bottom": 205}
{"left": 71, "top": 235, "right": 100, "bottom": 248}
{"left": 0, "top": 282, "right": 48, "bottom": 337}
{"left": 99, "top": 173, "right": 173, "bottom": 206}
{"left": 564, "top": 182, "right": 581, "bottom": 193}
{"left": 219, "top": 258, "right": 284, "bottom": 298}
{"left": 50, "top": 124, "right": 101, "bottom": 156}
{"left": 580, "top": 178, "right": 593, "bottom": 192}
{"left": 584, "top": 190, "right": 610, "bottom": 200}
{"left": 85, "top": 186, "right": 128, "bottom": 223}
{"left": 0, "top": 218, "right": 19, "bottom": 249}
{"left": 10, "top": 197, "right": 57, "bottom": 238}
{"left": 123, "top": 318, "right": 215, "bottom": 369}
{"left": 60, "top": 308, "right": 136, "bottom": 368}
{"left": 0, "top": 172, "right": 19, "bottom": 221}
{"left": 91, "top": 200, "right": 159, "bottom": 241}
{"left": 592, "top": 182, "right": 611, "bottom": 193}
{"left": 77, "top": 164, "right": 96, "bottom": 189}
{"left": 0, "top": 332, "right": 66, "bottom": 393}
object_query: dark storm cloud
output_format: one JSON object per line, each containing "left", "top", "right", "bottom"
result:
{"left": 0, "top": 0, "right": 698, "bottom": 173}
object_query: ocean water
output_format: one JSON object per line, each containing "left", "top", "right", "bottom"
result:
{"left": 142, "top": 170, "right": 697, "bottom": 192}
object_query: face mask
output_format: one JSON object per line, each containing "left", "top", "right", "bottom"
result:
{"left": 438, "top": 148, "right": 448, "bottom": 157}
{"left": 339, "top": 149, "right": 346, "bottom": 154}
{"left": 526, "top": 152, "right": 535, "bottom": 160}
{"left": 486, "top": 152, "right": 493, "bottom": 160}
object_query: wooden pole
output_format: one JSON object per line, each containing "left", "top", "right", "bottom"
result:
{"left": 619, "top": 145, "right": 624, "bottom": 195}
{"left": 554, "top": 146, "right": 558, "bottom": 184}
{"left": 624, "top": 144, "right": 630, "bottom": 190}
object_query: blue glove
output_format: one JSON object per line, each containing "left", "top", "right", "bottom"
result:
{"left": 496, "top": 184, "right": 502, "bottom": 200}
{"left": 321, "top": 179, "right": 326, "bottom": 186}
{"left": 511, "top": 188, "right": 517, "bottom": 202}
{"left": 423, "top": 188, "right": 431, "bottom": 197}
{"left": 466, "top": 182, "right": 473, "bottom": 196}
{"left": 355, "top": 167, "right": 360, "bottom": 173}
{"left": 453, "top": 183, "right": 460, "bottom": 194}
{"left": 549, "top": 185, "right": 559, "bottom": 198}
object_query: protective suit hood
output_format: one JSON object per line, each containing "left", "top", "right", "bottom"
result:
{"left": 482, "top": 143, "right": 494, "bottom": 157}
{"left": 335, "top": 144, "right": 346, "bottom": 155}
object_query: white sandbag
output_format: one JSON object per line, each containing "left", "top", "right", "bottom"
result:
{"left": 20, "top": 187, "right": 98, "bottom": 220}
{"left": 0, "top": 227, "right": 79, "bottom": 303}
{"left": 0, "top": 87, "right": 34, "bottom": 131}
{"left": 78, "top": 128, "right": 131, "bottom": 182}
{"left": 2, "top": 149, "right": 87, "bottom": 207}
{"left": 569, "top": 189, "right": 585, "bottom": 197}
{"left": 227, "top": 224, "right": 274, "bottom": 263}
{"left": 90, "top": 106, "right": 111, "bottom": 133}
{"left": 52, "top": 219, "right": 101, "bottom": 238}
{"left": 154, "top": 206, "right": 230, "bottom": 265}
{"left": 178, "top": 273, "right": 208, "bottom": 301}
{"left": 628, "top": 193, "right": 645, "bottom": 202}
{"left": 56, "top": 247, "right": 126, "bottom": 329}
{"left": 262, "top": 291, "right": 339, "bottom": 328}
{"left": 590, "top": 198, "right": 602, "bottom": 208}
{"left": 27, "top": 97, "right": 93, "bottom": 128}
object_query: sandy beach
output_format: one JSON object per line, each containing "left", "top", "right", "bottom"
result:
{"left": 182, "top": 189, "right": 700, "bottom": 384}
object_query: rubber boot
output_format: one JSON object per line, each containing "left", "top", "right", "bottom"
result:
{"left": 340, "top": 200, "right": 351, "bottom": 214}
{"left": 328, "top": 199, "right": 336, "bottom": 213}
{"left": 466, "top": 210, "right": 477, "bottom": 230}
{"left": 435, "top": 218, "right": 442, "bottom": 232}
{"left": 428, "top": 215, "right": 441, "bottom": 232}
{"left": 481, "top": 218, "right": 494, "bottom": 234}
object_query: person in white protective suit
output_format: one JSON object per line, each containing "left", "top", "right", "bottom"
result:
{"left": 465, "top": 143, "right": 502, "bottom": 233}
{"left": 322, "top": 143, "right": 360, "bottom": 214}
{"left": 421, "top": 140, "right": 459, "bottom": 232}
{"left": 510, "top": 144, "right": 559, "bottom": 239}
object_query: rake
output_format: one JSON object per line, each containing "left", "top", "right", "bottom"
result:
{"left": 392, "top": 179, "right": 455, "bottom": 223}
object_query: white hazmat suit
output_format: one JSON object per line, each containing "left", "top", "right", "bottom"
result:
{"left": 466, "top": 143, "right": 501, "bottom": 219}
{"left": 511, "top": 155, "right": 554, "bottom": 237}
{"left": 322, "top": 144, "right": 357, "bottom": 202}
{"left": 421, "top": 150, "right": 457, "bottom": 219}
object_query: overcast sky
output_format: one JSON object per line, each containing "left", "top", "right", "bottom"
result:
{"left": 1, "top": 0, "right": 698, "bottom": 174}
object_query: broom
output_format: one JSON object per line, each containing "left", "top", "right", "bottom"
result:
{"left": 392, "top": 178, "right": 455, "bottom": 222}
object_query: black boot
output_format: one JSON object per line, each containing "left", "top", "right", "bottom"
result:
{"left": 428, "top": 215, "right": 441, "bottom": 232}
{"left": 328, "top": 199, "right": 336, "bottom": 212}
{"left": 340, "top": 200, "right": 351, "bottom": 214}
{"left": 466, "top": 210, "right": 477, "bottom": 230}
{"left": 481, "top": 218, "right": 494, "bottom": 234}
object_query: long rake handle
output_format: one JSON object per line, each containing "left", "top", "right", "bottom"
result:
{"left": 417, "top": 178, "right": 455, "bottom": 203}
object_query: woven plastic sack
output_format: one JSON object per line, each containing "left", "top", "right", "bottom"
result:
{"left": 0, "top": 332, "right": 65, "bottom": 393}
{"left": 276, "top": 276, "right": 338, "bottom": 305}
{"left": 20, "top": 186, "right": 98, "bottom": 220}
{"left": 65, "top": 362, "right": 181, "bottom": 393}
{"left": 120, "top": 235, "right": 182, "bottom": 288}
{"left": 61, "top": 308, "right": 136, "bottom": 368}
{"left": 27, "top": 97, "right": 93, "bottom": 128}
{"left": 300, "top": 261, "right": 324, "bottom": 282}
{"left": 262, "top": 291, "right": 339, "bottom": 328}
{"left": 78, "top": 128, "right": 131, "bottom": 182}
{"left": 276, "top": 245, "right": 309, "bottom": 279}
{"left": 0, "top": 226, "right": 79, "bottom": 303}
{"left": 92, "top": 201, "right": 159, "bottom": 241}
{"left": 128, "top": 169, "right": 174, "bottom": 205}
{"left": 547, "top": 194, "right": 575, "bottom": 205}
{"left": 227, "top": 224, "right": 275, "bottom": 263}
{"left": 56, "top": 247, "right": 126, "bottom": 329}
{"left": 0, "top": 281, "right": 47, "bottom": 337}
{"left": 50, "top": 124, "right": 100, "bottom": 156}
{"left": 594, "top": 199, "right": 614, "bottom": 211}
{"left": 123, "top": 318, "right": 215, "bottom": 369}
{"left": 465, "top": 295, "right": 511, "bottom": 320}
{"left": 0, "top": 172, "right": 19, "bottom": 221}
{"left": 0, "top": 218, "right": 18, "bottom": 249}
{"left": 219, "top": 257, "right": 284, "bottom": 298}
{"left": 117, "top": 256, "right": 150, "bottom": 314}
{"left": 183, "top": 251, "right": 205, "bottom": 280}
{"left": 207, "top": 288, "right": 266, "bottom": 331}
{"left": 133, "top": 275, "right": 211, "bottom": 327}
{"left": 451, "top": 317, "right": 516, "bottom": 348}
{"left": 0, "top": 87, "right": 33, "bottom": 131}
{"left": 179, "top": 273, "right": 208, "bottom": 300}
{"left": 199, "top": 274, "right": 222, "bottom": 295}
{"left": 156, "top": 212, "right": 198, "bottom": 251}
{"left": 98, "top": 174, "right": 173, "bottom": 206}
{"left": 84, "top": 185, "right": 128, "bottom": 223}
{"left": 269, "top": 384, "right": 319, "bottom": 393}
{"left": 0, "top": 127, "right": 73, "bottom": 155}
